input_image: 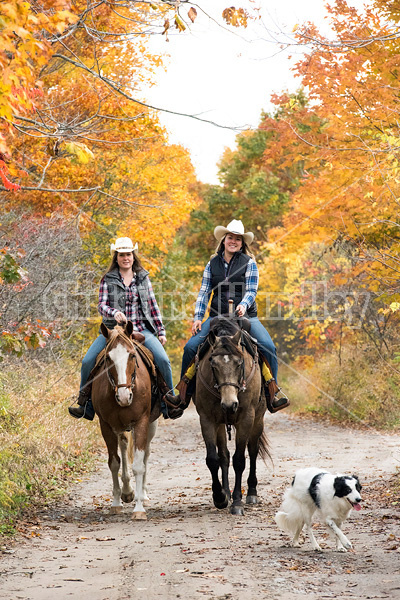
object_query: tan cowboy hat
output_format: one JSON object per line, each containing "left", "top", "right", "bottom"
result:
{"left": 214, "top": 219, "right": 254, "bottom": 245}
{"left": 110, "top": 237, "right": 138, "bottom": 255}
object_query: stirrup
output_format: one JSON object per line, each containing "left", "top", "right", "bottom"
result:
{"left": 267, "top": 388, "right": 290, "bottom": 413}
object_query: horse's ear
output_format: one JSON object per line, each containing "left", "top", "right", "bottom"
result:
{"left": 125, "top": 320, "right": 134, "bottom": 337}
{"left": 101, "top": 323, "right": 110, "bottom": 338}
{"left": 208, "top": 330, "right": 216, "bottom": 345}
{"left": 232, "top": 330, "right": 241, "bottom": 345}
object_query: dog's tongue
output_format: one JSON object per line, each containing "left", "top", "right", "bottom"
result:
{"left": 353, "top": 503, "right": 361, "bottom": 511}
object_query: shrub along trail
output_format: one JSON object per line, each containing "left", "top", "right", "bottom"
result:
{"left": 1, "top": 406, "right": 400, "bottom": 600}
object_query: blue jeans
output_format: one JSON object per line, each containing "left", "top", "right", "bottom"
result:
{"left": 80, "top": 328, "right": 174, "bottom": 394}
{"left": 181, "top": 316, "right": 278, "bottom": 383}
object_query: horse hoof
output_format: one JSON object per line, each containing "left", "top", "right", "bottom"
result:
{"left": 246, "top": 495, "right": 259, "bottom": 505}
{"left": 132, "top": 511, "right": 147, "bottom": 521}
{"left": 214, "top": 493, "right": 229, "bottom": 510}
{"left": 230, "top": 504, "right": 245, "bottom": 516}
{"left": 109, "top": 506, "right": 122, "bottom": 515}
{"left": 121, "top": 492, "right": 134, "bottom": 504}
{"left": 214, "top": 499, "right": 229, "bottom": 510}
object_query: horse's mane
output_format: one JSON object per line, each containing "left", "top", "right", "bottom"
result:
{"left": 210, "top": 318, "right": 243, "bottom": 357}
{"left": 107, "top": 326, "right": 135, "bottom": 351}
{"left": 210, "top": 317, "right": 239, "bottom": 337}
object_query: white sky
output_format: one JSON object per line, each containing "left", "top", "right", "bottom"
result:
{"left": 145, "top": 0, "right": 367, "bottom": 184}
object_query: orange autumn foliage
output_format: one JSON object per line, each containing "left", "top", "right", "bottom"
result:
{"left": 0, "top": 158, "right": 20, "bottom": 191}
{"left": 0, "top": 1, "right": 76, "bottom": 154}
{"left": 0, "top": 1, "right": 200, "bottom": 358}
{"left": 262, "top": 0, "right": 400, "bottom": 305}
{"left": 1, "top": 1, "right": 199, "bottom": 257}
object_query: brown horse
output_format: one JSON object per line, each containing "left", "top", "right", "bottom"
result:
{"left": 92, "top": 321, "right": 159, "bottom": 520}
{"left": 195, "top": 318, "right": 269, "bottom": 516}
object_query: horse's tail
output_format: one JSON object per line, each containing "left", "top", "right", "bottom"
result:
{"left": 258, "top": 430, "right": 272, "bottom": 464}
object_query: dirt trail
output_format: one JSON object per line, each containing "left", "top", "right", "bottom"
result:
{"left": 1, "top": 407, "right": 400, "bottom": 600}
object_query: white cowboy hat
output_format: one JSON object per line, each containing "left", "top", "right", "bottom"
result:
{"left": 110, "top": 237, "right": 138, "bottom": 255}
{"left": 214, "top": 219, "right": 254, "bottom": 245}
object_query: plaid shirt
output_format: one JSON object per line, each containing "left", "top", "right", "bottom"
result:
{"left": 194, "top": 256, "right": 259, "bottom": 321}
{"left": 98, "top": 272, "right": 166, "bottom": 337}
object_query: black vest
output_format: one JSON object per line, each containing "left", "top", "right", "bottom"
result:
{"left": 101, "top": 268, "right": 157, "bottom": 333}
{"left": 209, "top": 251, "right": 257, "bottom": 318}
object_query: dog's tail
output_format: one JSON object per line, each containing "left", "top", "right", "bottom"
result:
{"left": 275, "top": 510, "right": 291, "bottom": 533}
{"left": 275, "top": 491, "right": 305, "bottom": 536}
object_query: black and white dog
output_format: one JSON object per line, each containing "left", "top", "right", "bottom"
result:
{"left": 275, "top": 468, "right": 362, "bottom": 552}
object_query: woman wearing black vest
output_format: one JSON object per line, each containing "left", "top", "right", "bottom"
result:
{"left": 168, "top": 220, "right": 289, "bottom": 413}
{"left": 68, "top": 237, "right": 181, "bottom": 421}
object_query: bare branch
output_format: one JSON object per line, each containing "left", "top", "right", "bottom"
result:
{"left": 37, "top": 157, "right": 54, "bottom": 188}
{"left": 97, "top": 189, "right": 166, "bottom": 208}
{"left": 51, "top": 52, "right": 248, "bottom": 131}
{"left": 0, "top": 185, "right": 100, "bottom": 193}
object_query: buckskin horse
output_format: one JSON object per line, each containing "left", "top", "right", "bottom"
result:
{"left": 91, "top": 321, "right": 158, "bottom": 520}
{"left": 195, "top": 317, "right": 269, "bottom": 516}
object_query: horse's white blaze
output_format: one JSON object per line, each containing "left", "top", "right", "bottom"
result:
{"left": 109, "top": 343, "right": 131, "bottom": 404}
{"left": 132, "top": 449, "right": 146, "bottom": 513}
{"left": 223, "top": 354, "right": 230, "bottom": 363}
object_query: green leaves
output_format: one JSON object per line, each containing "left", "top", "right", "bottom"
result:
{"left": 0, "top": 252, "right": 22, "bottom": 284}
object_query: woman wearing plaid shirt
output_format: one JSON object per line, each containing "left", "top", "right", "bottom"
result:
{"left": 69, "top": 237, "right": 179, "bottom": 421}
{"left": 166, "top": 220, "right": 289, "bottom": 414}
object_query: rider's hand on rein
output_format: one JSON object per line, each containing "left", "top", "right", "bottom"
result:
{"left": 115, "top": 311, "right": 127, "bottom": 324}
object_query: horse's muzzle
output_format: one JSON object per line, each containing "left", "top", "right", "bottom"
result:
{"left": 116, "top": 389, "right": 133, "bottom": 406}
{"left": 221, "top": 400, "right": 239, "bottom": 414}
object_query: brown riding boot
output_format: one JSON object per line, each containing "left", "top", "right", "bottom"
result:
{"left": 164, "top": 401, "right": 184, "bottom": 420}
{"left": 260, "top": 354, "right": 290, "bottom": 413}
{"left": 163, "top": 375, "right": 193, "bottom": 420}
{"left": 155, "top": 371, "right": 185, "bottom": 419}
{"left": 271, "top": 388, "right": 290, "bottom": 411}
{"left": 265, "top": 382, "right": 290, "bottom": 413}
{"left": 163, "top": 391, "right": 183, "bottom": 409}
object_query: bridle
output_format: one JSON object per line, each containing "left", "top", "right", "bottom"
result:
{"left": 211, "top": 352, "right": 246, "bottom": 393}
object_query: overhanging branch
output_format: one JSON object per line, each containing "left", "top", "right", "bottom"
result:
{"left": 52, "top": 52, "right": 249, "bottom": 132}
